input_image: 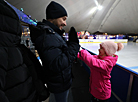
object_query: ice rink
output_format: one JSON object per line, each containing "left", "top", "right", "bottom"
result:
{"left": 80, "top": 42, "right": 138, "bottom": 73}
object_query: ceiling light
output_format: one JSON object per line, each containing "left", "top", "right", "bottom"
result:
{"left": 94, "top": 0, "right": 103, "bottom": 10}
{"left": 97, "top": 5, "right": 103, "bottom": 10}
{"left": 89, "top": 7, "right": 97, "bottom": 15}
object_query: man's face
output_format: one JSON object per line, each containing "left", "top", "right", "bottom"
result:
{"left": 52, "top": 16, "right": 67, "bottom": 30}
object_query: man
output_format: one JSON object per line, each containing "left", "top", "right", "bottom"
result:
{"left": 0, "top": 0, "right": 49, "bottom": 101}
{"left": 26, "top": 38, "right": 30, "bottom": 48}
{"left": 30, "top": 1, "right": 80, "bottom": 102}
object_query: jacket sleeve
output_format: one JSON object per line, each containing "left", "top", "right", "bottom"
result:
{"left": 0, "top": 69, "right": 9, "bottom": 102}
{"left": 77, "top": 49, "right": 114, "bottom": 74}
{"left": 0, "top": 91, "right": 9, "bottom": 102}
{"left": 35, "top": 33, "right": 80, "bottom": 73}
{"left": 18, "top": 44, "right": 49, "bottom": 101}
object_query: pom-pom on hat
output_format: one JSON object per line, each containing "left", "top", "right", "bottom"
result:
{"left": 100, "top": 41, "right": 124, "bottom": 56}
{"left": 46, "top": 1, "right": 68, "bottom": 19}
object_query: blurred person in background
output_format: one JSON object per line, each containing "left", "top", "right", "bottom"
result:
{"left": 26, "top": 38, "right": 30, "bottom": 48}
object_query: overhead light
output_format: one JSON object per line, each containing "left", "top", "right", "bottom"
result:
{"left": 20, "top": 8, "right": 23, "bottom": 12}
{"left": 94, "top": 0, "right": 103, "bottom": 10}
{"left": 88, "top": 0, "right": 103, "bottom": 15}
{"left": 97, "top": 5, "right": 103, "bottom": 10}
{"left": 89, "top": 7, "right": 97, "bottom": 15}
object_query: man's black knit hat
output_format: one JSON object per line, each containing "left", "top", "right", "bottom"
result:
{"left": 46, "top": 1, "right": 68, "bottom": 19}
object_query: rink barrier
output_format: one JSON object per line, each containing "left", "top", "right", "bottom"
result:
{"left": 80, "top": 48, "right": 138, "bottom": 102}
{"left": 79, "top": 39, "right": 128, "bottom": 43}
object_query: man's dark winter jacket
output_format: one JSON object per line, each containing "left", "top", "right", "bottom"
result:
{"left": 30, "top": 19, "right": 80, "bottom": 93}
{"left": 0, "top": 0, "right": 48, "bottom": 101}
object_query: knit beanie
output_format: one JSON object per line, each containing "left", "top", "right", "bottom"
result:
{"left": 100, "top": 41, "right": 124, "bottom": 56}
{"left": 46, "top": 1, "right": 68, "bottom": 19}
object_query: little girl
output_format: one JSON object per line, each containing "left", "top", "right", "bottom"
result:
{"left": 77, "top": 41, "right": 124, "bottom": 102}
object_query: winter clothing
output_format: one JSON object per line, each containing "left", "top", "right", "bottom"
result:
{"left": 30, "top": 19, "right": 80, "bottom": 93}
{"left": 0, "top": 0, "right": 48, "bottom": 101}
{"left": 91, "top": 94, "right": 109, "bottom": 102}
{"left": 68, "top": 27, "right": 79, "bottom": 44}
{"left": 77, "top": 49, "right": 118, "bottom": 100}
{"left": 100, "top": 41, "right": 124, "bottom": 56}
{"left": 18, "top": 44, "right": 50, "bottom": 101}
{"left": 46, "top": 1, "right": 68, "bottom": 19}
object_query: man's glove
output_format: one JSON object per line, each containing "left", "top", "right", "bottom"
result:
{"left": 68, "top": 27, "right": 79, "bottom": 44}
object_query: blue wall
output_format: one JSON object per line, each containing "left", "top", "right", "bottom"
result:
{"left": 5, "top": 1, "right": 37, "bottom": 26}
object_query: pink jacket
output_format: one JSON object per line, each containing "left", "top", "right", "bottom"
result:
{"left": 77, "top": 49, "right": 118, "bottom": 100}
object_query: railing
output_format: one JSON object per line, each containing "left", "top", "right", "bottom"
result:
{"left": 80, "top": 48, "right": 138, "bottom": 102}
{"left": 110, "top": 64, "right": 138, "bottom": 102}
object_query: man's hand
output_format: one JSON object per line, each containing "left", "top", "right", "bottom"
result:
{"left": 68, "top": 27, "right": 79, "bottom": 44}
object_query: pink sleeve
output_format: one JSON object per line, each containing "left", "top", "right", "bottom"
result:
{"left": 78, "top": 50, "right": 114, "bottom": 74}
{"left": 77, "top": 52, "right": 82, "bottom": 60}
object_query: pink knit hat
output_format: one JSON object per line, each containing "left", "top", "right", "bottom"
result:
{"left": 100, "top": 41, "right": 124, "bottom": 56}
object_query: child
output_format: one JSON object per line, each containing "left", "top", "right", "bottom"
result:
{"left": 77, "top": 41, "right": 124, "bottom": 102}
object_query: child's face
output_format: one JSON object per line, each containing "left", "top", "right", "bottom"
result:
{"left": 98, "top": 45, "right": 107, "bottom": 57}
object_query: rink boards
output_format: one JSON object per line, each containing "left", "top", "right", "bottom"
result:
{"left": 80, "top": 41, "right": 138, "bottom": 73}
{"left": 79, "top": 39, "right": 128, "bottom": 43}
